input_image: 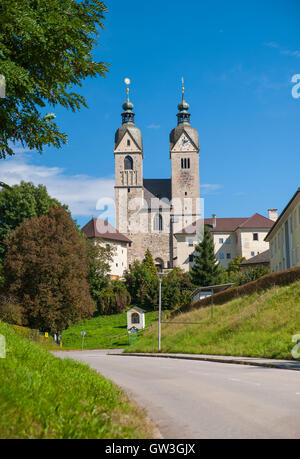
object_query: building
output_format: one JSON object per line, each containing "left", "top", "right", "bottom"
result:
{"left": 265, "top": 188, "right": 300, "bottom": 272}
{"left": 114, "top": 82, "right": 201, "bottom": 270}
{"left": 81, "top": 218, "right": 131, "bottom": 278}
{"left": 176, "top": 212, "right": 275, "bottom": 269}
{"left": 240, "top": 250, "right": 270, "bottom": 271}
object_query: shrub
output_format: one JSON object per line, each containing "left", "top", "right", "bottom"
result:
{"left": 97, "top": 280, "right": 131, "bottom": 315}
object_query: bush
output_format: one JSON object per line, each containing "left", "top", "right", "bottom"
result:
{"left": 97, "top": 280, "right": 131, "bottom": 315}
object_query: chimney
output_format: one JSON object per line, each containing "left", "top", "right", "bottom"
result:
{"left": 212, "top": 214, "right": 217, "bottom": 228}
{"left": 268, "top": 209, "right": 278, "bottom": 222}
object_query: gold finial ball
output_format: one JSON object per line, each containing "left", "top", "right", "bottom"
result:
{"left": 124, "top": 78, "right": 131, "bottom": 86}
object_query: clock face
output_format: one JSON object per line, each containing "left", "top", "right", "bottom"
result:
{"left": 178, "top": 135, "right": 192, "bottom": 150}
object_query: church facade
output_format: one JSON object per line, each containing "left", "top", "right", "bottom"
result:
{"left": 114, "top": 84, "right": 202, "bottom": 270}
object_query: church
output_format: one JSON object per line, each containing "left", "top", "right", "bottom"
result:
{"left": 82, "top": 83, "right": 275, "bottom": 276}
{"left": 114, "top": 82, "right": 202, "bottom": 271}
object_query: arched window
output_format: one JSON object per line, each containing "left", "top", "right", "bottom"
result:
{"left": 124, "top": 155, "right": 133, "bottom": 170}
{"left": 131, "top": 313, "right": 140, "bottom": 324}
{"left": 154, "top": 213, "right": 163, "bottom": 231}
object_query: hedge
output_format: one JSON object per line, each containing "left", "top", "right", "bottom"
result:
{"left": 176, "top": 266, "right": 300, "bottom": 314}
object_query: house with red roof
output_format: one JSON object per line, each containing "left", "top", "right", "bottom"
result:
{"left": 175, "top": 210, "right": 277, "bottom": 270}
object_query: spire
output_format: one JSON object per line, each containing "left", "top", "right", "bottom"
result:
{"left": 122, "top": 78, "right": 135, "bottom": 124}
{"left": 177, "top": 77, "right": 191, "bottom": 125}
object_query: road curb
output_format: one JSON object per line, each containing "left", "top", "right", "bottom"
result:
{"left": 109, "top": 352, "right": 300, "bottom": 371}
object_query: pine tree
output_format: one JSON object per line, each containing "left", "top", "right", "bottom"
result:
{"left": 190, "top": 225, "right": 222, "bottom": 287}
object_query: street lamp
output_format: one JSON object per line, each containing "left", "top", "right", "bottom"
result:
{"left": 156, "top": 271, "right": 168, "bottom": 351}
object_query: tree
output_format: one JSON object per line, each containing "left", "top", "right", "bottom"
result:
{"left": 190, "top": 225, "right": 222, "bottom": 287}
{"left": 226, "top": 257, "right": 246, "bottom": 274}
{"left": 4, "top": 206, "right": 95, "bottom": 332}
{"left": 97, "top": 280, "right": 131, "bottom": 315}
{"left": 162, "top": 268, "right": 193, "bottom": 311}
{"left": 143, "top": 249, "right": 157, "bottom": 275}
{"left": 125, "top": 250, "right": 159, "bottom": 309}
{"left": 85, "top": 238, "right": 114, "bottom": 303}
{"left": 0, "top": 0, "right": 108, "bottom": 158}
{"left": 0, "top": 181, "right": 65, "bottom": 260}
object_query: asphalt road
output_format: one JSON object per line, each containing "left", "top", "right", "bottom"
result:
{"left": 55, "top": 350, "right": 300, "bottom": 439}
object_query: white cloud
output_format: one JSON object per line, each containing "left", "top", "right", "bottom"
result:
{"left": 200, "top": 184, "right": 223, "bottom": 194}
{"left": 0, "top": 154, "right": 115, "bottom": 219}
{"left": 265, "top": 42, "right": 300, "bottom": 58}
{"left": 147, "top": 124, "right": 161, "bottom": 129}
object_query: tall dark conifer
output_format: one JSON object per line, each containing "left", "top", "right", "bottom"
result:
{"left": 190, "top": 225, "right": 222, "bottom": 287}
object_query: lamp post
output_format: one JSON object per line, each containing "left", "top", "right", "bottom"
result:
{"left": 156, "top": 271, "right": 168, "bottom": 352}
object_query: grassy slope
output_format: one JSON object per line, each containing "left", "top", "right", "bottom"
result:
{"left": 127, "top": 281, "right": 300, "bottom": 360}
{"left": 62, "top": 310, "right": 158, "bottom": 350}
{"left": 0, "top": 321, "right": 155, "bottom": 439}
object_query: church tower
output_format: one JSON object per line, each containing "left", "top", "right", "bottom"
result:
{"left": 170, "top": 80, "right": 200, "bottom": 233}
{"left": 114, "top": 82, "right": 144, "bottom": 234}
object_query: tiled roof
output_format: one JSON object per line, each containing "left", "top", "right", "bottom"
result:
{"left": 81, "top": 218, "right": 131, "bottom": 243}
{"left": 240, "top": 250, "right": 270, "bottom": 266}
{"left": 204, "top": 217, "right": 248, "bottom": 232}
{"left": 176, "top": 213, "right": 274, "bottom": 235}
{"left": 238, "top": 213, "right": 274, "bottom": 229}
{"left": 143, "top": 178, "right": 171, "bottom": 205}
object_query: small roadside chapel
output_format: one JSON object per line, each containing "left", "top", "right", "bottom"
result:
{"left": 127, "top": 306, "right": 146, "bottom": 331}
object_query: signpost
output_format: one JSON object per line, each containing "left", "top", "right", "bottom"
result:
{"left": 128, "top": 326, "right": 139, "bottom": 345}
{"left": 81, "top": 331, "right": 86, "bottom": 350}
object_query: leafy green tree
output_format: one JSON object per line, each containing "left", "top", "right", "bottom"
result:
{"left": 226, "top": 257, "right": 246, "bottom": 274}
{"left": 4, "top": 206, "right": 95, "bottom": 332}
{"left": 190, "top": 225, "right": 222, "bottom": 287}
{"left": 125, "top": 250, "right": 159, "bottom": 310}
{"left": 0, "top": 181, "right": 64, "bottom": 260}
{"left": 143, "top": 249, "right": 157, "bottom": 275}
{"left": 85, "top": 238, "right": 114, "bottom": 303}
{"left": 162, "top": 268, "right": 192, "bottom": 311}
{"left": 97, "top": 280, "right": 131, "bottom": 315}
{"left": 0, "top": 0, "right": 108, "bottom": 158}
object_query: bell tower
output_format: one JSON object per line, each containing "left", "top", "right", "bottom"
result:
{"left": 170, "top": 79, "right": 200, "bottom": 232}
{"left": 114, "top": 80, "right": 144, "bottom": 234}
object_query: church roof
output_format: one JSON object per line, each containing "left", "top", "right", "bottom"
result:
{"left": 114, "top": 123, "right": 143, "bottom": 150}
{"left": 169, "top": 123, "right": 199, "bottom": 151}
{"left": 143, "top": 178, "right": 172, "bottom": 205}
{"left": 81, "top": 218, "right": 131, "bottom": 243}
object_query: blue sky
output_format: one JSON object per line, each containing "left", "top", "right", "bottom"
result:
{"left": 1, "top": 0, "right": 300, "bottom": 227}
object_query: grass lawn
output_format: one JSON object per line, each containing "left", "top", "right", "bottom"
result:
{"left": 126, "top": 281, "right": 300, "bottom": 360}
{"left": 0, "top": 321, "right": 155, "bottom": 439}
{"left": 61, "top": 309, "right": 158, "bottom": 350}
